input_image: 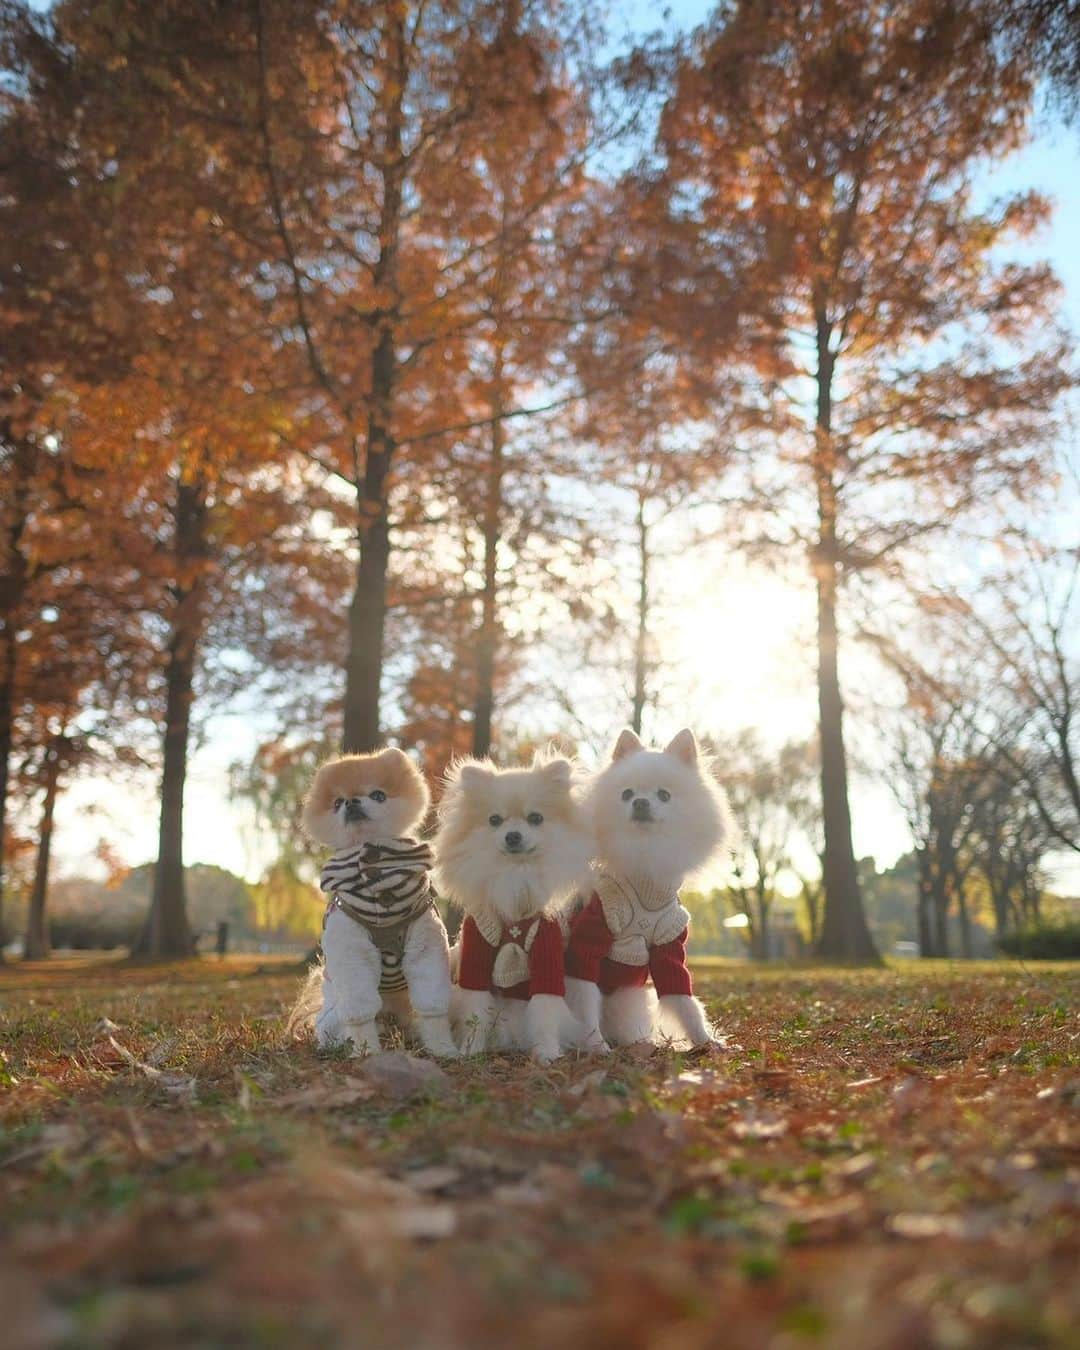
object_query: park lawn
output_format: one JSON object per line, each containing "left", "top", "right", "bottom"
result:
{"left": 0, "top": 958, "right": 1077, "bottom": 1350}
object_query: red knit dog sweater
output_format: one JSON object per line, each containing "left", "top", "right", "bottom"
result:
{"left": 565, "top": 872, "right": 694, "bottom": 997}
{"left": 457, "top": 912, "right": 566, "bottom": 1001}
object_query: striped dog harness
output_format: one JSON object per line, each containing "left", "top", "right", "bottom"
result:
{"left": 321, "top": 837, "right": 435, "bottom": 993}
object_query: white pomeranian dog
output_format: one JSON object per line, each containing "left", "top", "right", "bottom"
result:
{"left": 289, "top": 747, "right": 458, "bottom": 1059}
{"left": 434, "top": 754, "right": 599, "bottom": 1064}
{"left": 564, "top": 728, "right": 730, "bottom": 1050}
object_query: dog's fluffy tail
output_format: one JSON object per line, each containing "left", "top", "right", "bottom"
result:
{"left": 286, "top": 960, "right": 324, "bottom": 1040}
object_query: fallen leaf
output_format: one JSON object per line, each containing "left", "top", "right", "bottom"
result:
{"left": 358, "top": 1051, "right": 450, "bottom": 1102}
{"left": 277, "top": 1077, "right": 374, "bottom": 1111}
{"left": 754, "top": 1068, "right": 794, "bottom": 1092}
{"left": 401, "top": 1165, "right": 462, "bottom": 1192}
{"left": 888, "top": 1213, "right": 979, "bottom": 1240}
{"left": 783, "top": 1195, "right": 867, "bottom": 1242}
{"left": 303, "top": 1162, "right": 456, "bottom": 1240}
{"left": 565, "top": 1069, "right": 608, "bottom": 1097}
{"left": 831, "top": 1152, "right": 877, "bottom": 1181}
{"left": 892, "top": 1076, "right": 928, "bottom": 1121}
{"left": 731, "top": 1110, "right": 788, "bottom": 1140}
{"left": 674, "top": 1067, "right": 727, "bottom": 1090}
{"left": 107, "top": 1035, "right": 197, "bottom": 1102}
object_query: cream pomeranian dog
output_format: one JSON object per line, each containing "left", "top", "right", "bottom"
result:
{"left": 289, "top": 748, "right": 458, "bottom": 1059}
{"left": 433, "top": 755, "right": 599, "bottom": 1063}
{"left": 564, "top": 728, "right": 730, "bottom": 1050}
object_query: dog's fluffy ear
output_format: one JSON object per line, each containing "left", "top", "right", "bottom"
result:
{"left": 375, "top": 746, "right": 410, "bottom": 768}
{"left": 611, "top": 729, "right": 644, "bottom": 761}
{"left": 451, "top": 760, "right": 495, "bottom": 792}
{"left": 537, "top": 757, "right": 572, "bottom": 785}
{"left": 665, "top": 728, "right": 698, "bottom": 764}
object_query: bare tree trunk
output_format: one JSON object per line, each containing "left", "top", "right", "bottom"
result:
{"left": 815, "top": 566, "right": 876, "bottom": 959}
{"left": 0, "top": 430, "right": 34, "bottom": 962}
{"left": 24, "top": 736, "right": 62, "bottom": 960}
{"left": 931, "top": 866, "right": 950, "bottom": 958}
{"left": 472, "top": 350, "right": 505, "bottom": 759}
{"left": 916, "top": 848, "right": 934, "bottom": 956}
{"left": 344, "top": 350, "right": 393, "bottom": 753}
{"left": 0, "top": 625, "right": 15, "bottom": 963}
{"left": 134, "top": 479, "right": 208, "bottom": 958}
{"left": 802, "top": 876, "right": 822, "bottom": 947}
{"left": 956, "top": 878, "right": 973, "bottom": 959}
{"left": 812, "top": 325, "right": 879, "bottom": 964}
{"left": 342, "top": 15, "right": 407, "bottom": 755}
{"left": 756, "top": 881, "right": 770, "bottom": 961}
{"left": 631, "top": 492, "right": 649, "bottom": 736}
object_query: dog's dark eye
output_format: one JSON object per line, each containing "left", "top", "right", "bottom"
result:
{"left": 621, "top": 788, "right": 634, "bottom": 802}
{"left": 489, "top": 814, "right": 503, "bottom": 827}
{"left": 333, "top": 797, "right": 345, "bottom": 811}
{"left": 526, "top": 812, "right": 544, "bottom": 826}
{"left": 369, "top": 789, "right": 387, "bottom": 803}
{"left": 657, "top": 789, "right": 671, "bottom": 803}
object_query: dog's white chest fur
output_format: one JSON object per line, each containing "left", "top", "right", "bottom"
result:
{"left": 594, "top": 871, "right": 690, "bottom": 966}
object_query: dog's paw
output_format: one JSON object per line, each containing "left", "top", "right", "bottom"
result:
{"left": 685, "top": 1037, "right": 724, "bottom": 1057}
{"left": 342, "top": 1019, "right": 380, "bottom": 1057}
{"left": 415, "top": 1018, "right": 461, "bottom": 1061}
{"left": 530, "top": 1043, "right": 562, "bottom": 1066}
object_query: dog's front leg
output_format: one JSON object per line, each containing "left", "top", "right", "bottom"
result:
{"left": 602, "top": 985, "right": 657, "bottom": 1046}
{"left": 451, "top": 987, "right": 497, "bottom": 1054}
{"left": 564, "top": 977, "right": 610, "bottom": 1052}
{"left": 657, "top": 993, "right": 717, "bottom": 1049}
{"left": 525, "top": 994, "right": 571, "bottom": 1064}
{"left": 321, "top": 910, "right": 383, "bottom": 1055}
{"left": 403, "top": 910, "right": 459, "bottom": 1059}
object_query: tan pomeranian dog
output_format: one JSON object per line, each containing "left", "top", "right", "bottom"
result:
{"left": 433, "top": 754, "right": 601, "bottom": 1063}
{"left": 564, "top": 729, "right": 730, "bottom": 1050}
{"left": 289, "top": 747, "right": 458, "bottom": 1059}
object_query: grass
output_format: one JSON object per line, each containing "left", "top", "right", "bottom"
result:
{"left": 1, "top": 955, "right": 1077, "bottom": 1349}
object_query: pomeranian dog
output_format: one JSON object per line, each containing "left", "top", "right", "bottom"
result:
{"left": 289, "top": 747, "right": 458, "bottom": 1059}
{"left": 433, "top": 754, "right": 598, "bottom": 1063}
{"left": 564, "top": 728, "right": 730, "bottom": 1049}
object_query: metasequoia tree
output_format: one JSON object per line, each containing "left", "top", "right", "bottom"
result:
{"left": 231, "top": 0, "right": 617, "bottom": 752}
{"left": 4, "top": 0, "right": 358, "bottom": 954}
{"left": 0, "top": 6, "right": 142, "bottom": 956}
{"left": 657, "top": 0, "right": 1071, "bottom": 961}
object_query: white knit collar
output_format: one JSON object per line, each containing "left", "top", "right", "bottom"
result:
{"left": 594, "top": 867, "right": 679, "bottom": 914}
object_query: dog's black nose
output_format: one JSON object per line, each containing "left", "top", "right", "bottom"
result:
{"left": 504, "top": 829, "right": 523, "bottom": 849}
{"left": 344, "top": 799, "right": 369, "bottom": 822}
{"left": 631, "top": 797, "right": 653, "bottom": 821}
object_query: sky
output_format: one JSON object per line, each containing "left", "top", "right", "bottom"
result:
{"left": 42, "top": 1, "right": 1080, "bottom": 896}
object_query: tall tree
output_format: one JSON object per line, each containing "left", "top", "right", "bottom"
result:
{"left": 236, "top": 0, "right": 613, "bottom": 752}
{"left": 656, "top": 0, "right": 1071, "bottom": 961}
